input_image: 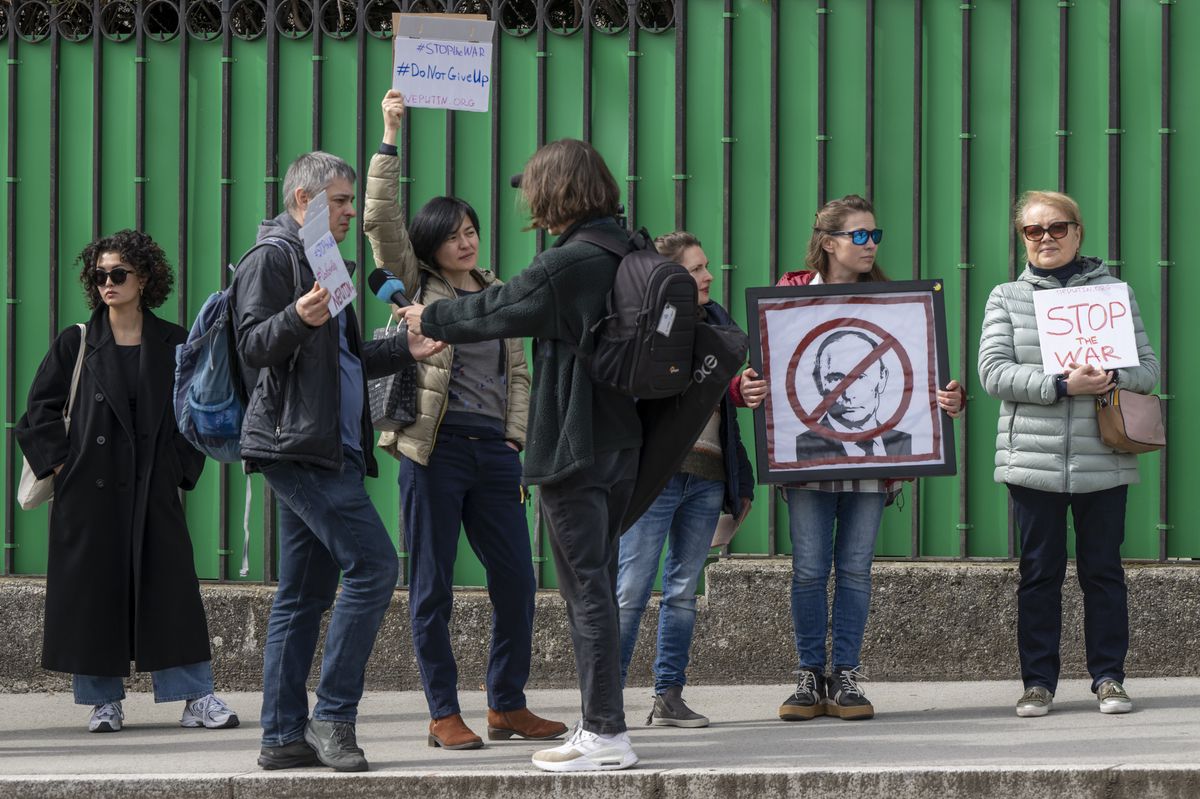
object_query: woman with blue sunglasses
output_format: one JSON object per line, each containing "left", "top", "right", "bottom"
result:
{"left": 732, "top": 194, "right": 964, "bottom": 722}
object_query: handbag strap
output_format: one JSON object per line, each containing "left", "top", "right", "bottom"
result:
{"left": 63, "top": 323, "right": 87, "bottom": 432}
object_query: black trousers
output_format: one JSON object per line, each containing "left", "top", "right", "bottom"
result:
{"left": 1009, "top": 483, "right": 1129, "bottom": 694}
{"left": 539, "top": 448, "right": 639, "bottom": 735}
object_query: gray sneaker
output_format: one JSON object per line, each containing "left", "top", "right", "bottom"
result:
{"left": 304, "top": 718, "right": 368, "bottom": 772}
{"left": 88, "top": 701, "right": 123, "bottom": 733}
{"left": 779, "top": 668, "right": 826, "bottom": 721}
{"left": 1016, "top": 686, "right": 1054, "bottom": 717}
{"left": 1097, "top": 680, "right": 1133, "bottom": 714}
{"left": 645, "top": 685, "right": 709, "bottom": 728}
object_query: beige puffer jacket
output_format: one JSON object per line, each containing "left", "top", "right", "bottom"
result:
{"left": 977, "top": 258, "right": 1159, "bottom": 494}
{"left": 362, "top": 151, "right": 530, "bottom": 465}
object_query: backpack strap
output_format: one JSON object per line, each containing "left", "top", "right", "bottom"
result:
{"left": 570, "top": 227, "right": 637, "bottom": 259}
{"left": 255, "top": 236, "right": 306, "bottom": 301}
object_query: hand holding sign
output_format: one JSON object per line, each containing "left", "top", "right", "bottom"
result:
{"left": 381, "top": 90, "right": 405, "bottom": 144}
{"left": 296, "top": 281, "right": 332, "bottom": 328}
{"left": 1064, "top": 362, "right": 1116, "bottom": 397}
{"left": 1032, "top": 282, "right": 1138, "bottom": 374}
{"left": 299, "top": 191, "right": 357, "bottom": 317}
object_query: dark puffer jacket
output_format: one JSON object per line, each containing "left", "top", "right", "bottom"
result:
{"left": 231, "top": 212, "right": 417, "bottom": 475}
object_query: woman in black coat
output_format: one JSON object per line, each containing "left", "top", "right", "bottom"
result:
{"left": 16, "top": 230, "right": 239, "bottom": 733}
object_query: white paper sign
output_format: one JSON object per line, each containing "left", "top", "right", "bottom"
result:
{"left": 1032, "top": 282, "right": 1138, "bottom": 374}
{"left": 392, "top": 14, "right": 495, "bottom": 113}
{"left": 299, "top": 195, "right": 356, "bottom": 317}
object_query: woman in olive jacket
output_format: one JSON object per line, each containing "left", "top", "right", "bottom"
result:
{"left": 362, "top": 92, "right": 559, "bottom": 751}
{"left": 16, "top": 230, "right": 237, "bottom": 734}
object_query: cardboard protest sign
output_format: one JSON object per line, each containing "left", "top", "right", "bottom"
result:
{"left": 392, "top": 13, "right": 495, "bottom": 113}
{"left": 1032, "top": 282, "right": 1138, "bottom": 374}
{"left": 299, "top": 192, "right": 356, "bottom": 316}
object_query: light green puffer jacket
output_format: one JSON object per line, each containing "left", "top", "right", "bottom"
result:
{"left": 362, "top": 151, "right": 530, "bottom": 466}
{"left": 977, "top": 258, "right": 1159, "bottom": 494}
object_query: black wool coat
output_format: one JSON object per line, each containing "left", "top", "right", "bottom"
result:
{"left": 16, "top": 307, "right": 210, "bottom": 677}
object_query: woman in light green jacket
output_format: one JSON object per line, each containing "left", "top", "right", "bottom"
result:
{"left": 362, "top": 92, "right": 563, "bottom": 751}
{"left": 978, "top": 190, "right": 1159, "bottom": 720}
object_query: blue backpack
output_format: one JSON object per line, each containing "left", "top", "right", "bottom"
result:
{"left": 174, "top": 238, "right": 302, "bottom": 462}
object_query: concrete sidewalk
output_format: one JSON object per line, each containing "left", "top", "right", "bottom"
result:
{"left": 2, "top": 679, "right": 1199, "bottom": 797}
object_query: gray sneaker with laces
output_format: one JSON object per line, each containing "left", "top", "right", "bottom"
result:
{"left": 779, "top": 668, "right": 826, "bottom": 721}
{"left": 826, "top": 668, "right": 874, "bottom": 720}
{"left": 1097, "top": 679, "right": 1133, "bottom": 714}
{"left": 1016, "top": 686, "right": 1054, "bottom": 717}
{"left": 646, "top": 685, "right": 709, "bottom": 728}
{"left": 305, "top": 718, "right": 368, "bottom": 772}
{"left": 88, "top": 701, "right": 123, "bottom": 733}
{"left": 180, "top": 693, "right": 240, "bottom": 729}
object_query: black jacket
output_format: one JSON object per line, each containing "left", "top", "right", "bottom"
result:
{"left": 16, "top": 309, "right": 210, "bottom": 676}
{"left": 230, "top": 213, "right": 416, "bottom": 475}
{"left": 704, "top": 300, "right": 756, "bottom": 513}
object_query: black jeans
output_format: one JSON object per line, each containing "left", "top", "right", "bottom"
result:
{"left": 539, "top": 448, "right": 638, "bottom": 735}
{"left": 1009, "top": 483, "right": 1129, "bottom": 694}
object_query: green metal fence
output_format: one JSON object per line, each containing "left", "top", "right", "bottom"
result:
{"left": 3, "top": 0, "right": 1197, "bottom": 588}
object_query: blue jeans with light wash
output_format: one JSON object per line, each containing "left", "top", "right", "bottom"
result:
{"left": 73, "top": 661, "right": 214, "bottom": 705}
{"left": 617, "top": 473, "right": 725, "bottom": 693}
{"left": 786, "top": 488, "right": 886, "bottom": 673}
{"left": 257, "top": 446, "right": 400, "bottom": 747}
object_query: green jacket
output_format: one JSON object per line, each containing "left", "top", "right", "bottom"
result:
{"left": 420, "top": 218, "right": 641, "bottom": 485}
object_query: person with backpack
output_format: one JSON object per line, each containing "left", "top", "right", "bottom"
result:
{"left": 614, "top": 231, "right": 755, "bottom": 728}
{"left": 401, "top": 139, "right": 643, "bottom": 772}
{"left": 15, "top": 230, "right": 238, "bottom": 734}
{"left": 731, "top": 195, "right": 964, "bottom": 722}
{"left": 231, "top": 151, "right": 443, "bottom": 773}
{"left": 361, "top": 91, "right": 563, "bottom": 750}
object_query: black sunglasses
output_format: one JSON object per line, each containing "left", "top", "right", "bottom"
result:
{"left": 91, "top": 267, "right": 135, "bottom": 287}
{"left": 827, "top": 228, "right": 883, "bottom": 246}
{"left": 1022, "top": 221, "right": 1078, "bottom": 242}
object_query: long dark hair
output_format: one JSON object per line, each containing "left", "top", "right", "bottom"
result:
{"left": 409, "top": 196, "right": 481, "bottom": 271}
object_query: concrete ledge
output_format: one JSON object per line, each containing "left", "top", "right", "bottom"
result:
{"left": 3, "top": 767, "right": 1200, "bottom": 799}
{"left": 2, "top": 560, "right": 1198, "bottom": 692}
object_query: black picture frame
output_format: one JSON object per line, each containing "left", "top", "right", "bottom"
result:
{"left": 746, "top": 279, "right": 957, "bottom": 483}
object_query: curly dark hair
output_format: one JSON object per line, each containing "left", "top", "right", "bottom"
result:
{"left": 78, "top": 229, "right": 175, "bottom": 311}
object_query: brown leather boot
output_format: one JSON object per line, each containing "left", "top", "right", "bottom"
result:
{"left": 486, "top": 707, "right": 569, "bottom": 741}
{"left": 428, "top": 714, "right": 483, "bottom": 750}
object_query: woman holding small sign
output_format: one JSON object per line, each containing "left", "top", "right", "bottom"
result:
{"left": 978, "top": 190, "right": 1159, "bottom": 718}
{"left": 363, "top": 91, "right": 563, "bottom": 751}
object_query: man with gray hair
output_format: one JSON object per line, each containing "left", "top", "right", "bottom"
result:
{"left": 231, "top": 151, "right": 442, "bottom": 772}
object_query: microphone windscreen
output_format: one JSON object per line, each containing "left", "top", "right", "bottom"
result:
{"left": 367, "top": 269, "right": 406, "bottom": 303}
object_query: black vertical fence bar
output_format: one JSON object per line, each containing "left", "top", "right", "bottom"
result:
{"left": 177, "top": 0, "right": 189, "bottom": 332}
{"left": 625, "top": 1, "right": 639, "bottom": 229}
{"left": 488, "top": 26, "right": 499, "bottom": 277}
{"left": 220, "top": 0, "right": 235, "bottom": 582}
{"left": 534, "top": 0, "right": 545, "bottom": 252}
{"left": 816, "top": 0, "right": 827, "bottom": 207}
{"left": 259, "top": 0, "right": 279, "bottom": 585}
{"left": 720, "top": 0, "right": 732, "bottom": 309}
{"left": 92, "top": 0, "right": 102, "bottom": 239}
{"left": 49, "top": 20, "right": 59, "bottom": 339}
{"left": 4, "top": 0, "right": 18, "bottom": 575}
{"left": 957, "top": 2, "right": 971, "bottom": 559}
{"left": 444, "top": 91, "right": 456, "bottom": 198}
{"left": 909, "top": 0, "right": 922, "bottom": 558}
{"left": 582, "top": 1, "right": 593, "bottom": 141}
{"left": 1106, "top": 1, "right": 1120, "bottom": 280}
{"left": 355, "top": 5, "right": 366, "bottom": 327}
{"left": 1056, "top": 1, "right": 1067, "bottom": 192}
{"left": 764, "top": 0, "right": 778, "bottom": 558}
{"left": 672, "top": 0, "right": 685, "bottom": 230}
{"left": 864, "top": 0, "right": 874, "bottom": 200}
{"left": 311, "top": 0, "right": 322, "bottom": 149}
{"left": 1158, "top": 2, "right": 1171, "bottom": 562}
{"left": 135, "top": 5, "right": 146, "bottom": 231}
{"left": 1007, "top": 0, "right": 1018, "bottom": 559}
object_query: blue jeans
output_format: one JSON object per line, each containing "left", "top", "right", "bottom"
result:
{"left": 616, "top": 473, "right": 724, "bottom": 693}
{"left": 786, "top": 488, "right": 885, "bottom": 673}
{"left": 258, "top": 446, "right": 400, "bottom": 747}
{"left": 73, "top": 661, "right": 213, "bottom": 705}
{"left": 400, "top": 433, "right": 535, "bottom": 719}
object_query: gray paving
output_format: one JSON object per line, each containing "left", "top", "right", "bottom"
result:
{"left": 2, "top": 679, "right": 1199, "bottom": 797}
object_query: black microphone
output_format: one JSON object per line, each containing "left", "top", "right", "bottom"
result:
{"left": 367, "top": 268, "right": 412, "bottom": 308}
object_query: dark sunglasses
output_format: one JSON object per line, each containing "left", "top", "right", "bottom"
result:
{"left": 90, "top": 267, "right": 135, "bottom": 287}
{"left": 828, "top": 228, "right": 884, "bottom": 245}
{"left": 1022, "top": 221, "right": 1078, "bottom": 242}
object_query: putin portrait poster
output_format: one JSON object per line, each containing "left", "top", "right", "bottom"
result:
{"left": 746, "top": 281, "right": 956, "bottom": 483}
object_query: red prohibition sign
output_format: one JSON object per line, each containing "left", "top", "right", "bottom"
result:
{"left": 784, "top": 317, "right": 914, "bottom": 444}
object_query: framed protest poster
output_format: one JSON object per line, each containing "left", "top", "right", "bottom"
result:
{"left": 746, "top": 280, "right": 956, "bottom": 483}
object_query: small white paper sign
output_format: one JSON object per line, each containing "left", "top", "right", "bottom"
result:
{"left": 300, "top": 194, "right": 356, "bottom": 316}
{"left": 1032, "top": 282, "right": 1138, "bottom": 374}
{"left": 392, "top": 13, "right": 495, "bottom": 113}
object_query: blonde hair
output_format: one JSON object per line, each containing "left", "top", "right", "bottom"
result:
{"left": 520, "top": 139, "right": 621, "bottom": 232}
{"left": 804, "top": 194, "right": 888, "bottom": 282}
{"left": 1014, "top": 190, "right": 1085, "bottom": 246}
{"left": 654, "top": 231, "right": 701, "bottom": 261}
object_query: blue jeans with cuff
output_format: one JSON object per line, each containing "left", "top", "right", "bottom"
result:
{"left": 73, "top": 660, "right": 214, "bottom": 705}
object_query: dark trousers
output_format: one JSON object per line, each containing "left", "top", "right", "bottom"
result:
{"left": 400, "top": 433, "right": 535, "bottom": 719}
{"left": 539, "top": 448, "right": 638, "bottom": 736}
{"left": 1009, "top": 483, "right": 1129, "bottom": 694}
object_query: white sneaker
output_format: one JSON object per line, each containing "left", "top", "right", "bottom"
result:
{"left": 1097, "top": 680, "right": 1133, "bottom": 715}
{"left": 531, "top": 723, "right": 638, "bottom": 772}
{"left": 180, "top": 693, "right": 240, "bottom": 729}
{"left": 88, "top": 701, "right": 124, "bottom": 733}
